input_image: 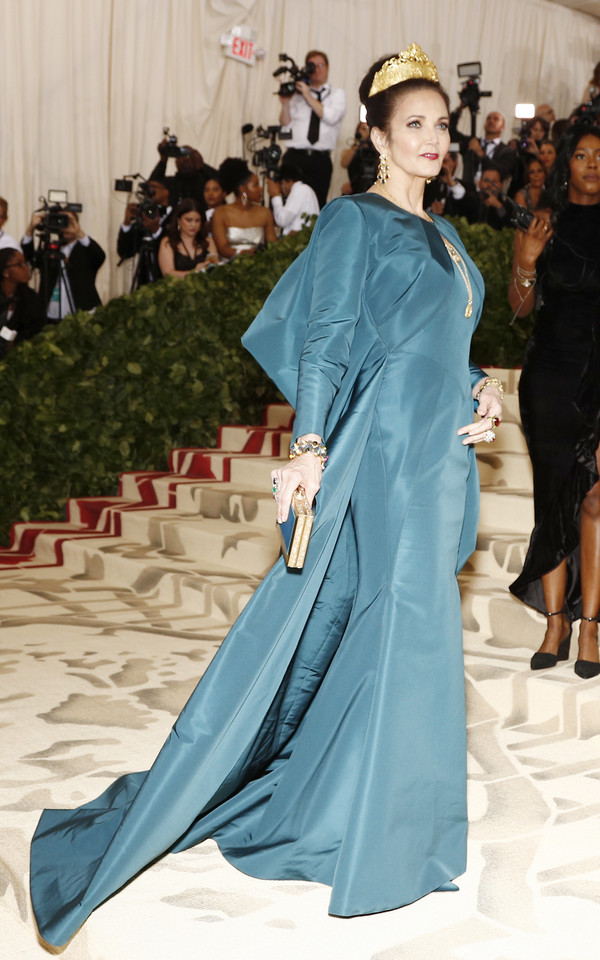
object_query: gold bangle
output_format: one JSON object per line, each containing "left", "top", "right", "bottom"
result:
{"left": 475, "top": 377, "right": 504, "bottom": 403}
{"left": 289, "top": 438, "right": 329, "bottom": 466}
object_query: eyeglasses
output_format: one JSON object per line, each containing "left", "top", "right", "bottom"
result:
{"left": 309, "top": 62, "right": 327, "bottom": 69}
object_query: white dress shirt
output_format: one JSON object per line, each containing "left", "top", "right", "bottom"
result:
{"left": 22, "top": 233, "right": 91, "bottom": 319}
{"left": 0, "top": 230, "right": 22, "bottom": 253}
{"left": 482, "top": 136, "right": 502, "bottom": 158}
{"left": 271, "top": 181, "right": 320, "bottom": 235}
{"left": 283, "top": 84, "right": 347, "bottom": 151}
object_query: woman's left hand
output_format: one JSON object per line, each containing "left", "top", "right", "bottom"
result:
{"left": 457, "top": 385, "right": 504, "bottom": 445}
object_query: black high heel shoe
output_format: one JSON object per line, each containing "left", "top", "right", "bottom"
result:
{"left": 574, "top": 615, "right": 600, "bottom": 679}
{"left": 530, "top": 610, "right": 572, "bottom": 670}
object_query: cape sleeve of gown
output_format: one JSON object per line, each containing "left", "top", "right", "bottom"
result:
{"left": 243, "top": 196, "right": 370, "bottom": 437}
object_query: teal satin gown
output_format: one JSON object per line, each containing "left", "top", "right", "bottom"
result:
{"left": 30, "top": 194, "right": 486, "bottom": 946}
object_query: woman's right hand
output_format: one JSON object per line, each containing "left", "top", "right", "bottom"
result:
{"left": 271, "top": 454, "right": 323, "bottom": 524}
{"left": 519, "top": 212, "right": 553, "bottom": 262}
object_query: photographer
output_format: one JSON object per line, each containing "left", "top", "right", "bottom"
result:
{"left": 266, "top": 162, "right": 319, "bottom": 235}
{"left": 150, "top": 139, "right": 219, "bottom": 214}
{"left": 22, "top": 209, "right": 105, "bottom": 320}
{"left": 279, "top": 50, "right": 346, "bottom": 208}
{"left": 463, "top": 163, "right": 513, "bottom": 230}
{"left": 117, "top": 179, "right": 172, "bottom": 287}
{"left": 450, "top": 108, "right": 517, "bottom": 187}
{"left": 424, "top": 149, "right": 474, "bottom": 218}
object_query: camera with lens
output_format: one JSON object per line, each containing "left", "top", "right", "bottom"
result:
{"left": 114, "top": 176, "right": 165, "bottom": 226}
{"left": 273, "top": 54, "right": 315, "bottom": 97}
{"left": 35, "top": 191, "right": 82, "bottom": 236}
{"left": 571, "top": 94, "right": 600, "bottom": 125}
{"left": 250, "top": 125, "right": 292, "bottom": 179}
{"left": 456, "top": 62, "right": 492, "bottom": 135}
{"left": 135, "top": 181, "right": 162, "bottom": 220}
{"left": 160, "top": 127, "right": 191, "bottom": 158}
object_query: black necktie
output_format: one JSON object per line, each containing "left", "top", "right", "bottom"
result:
{"left": 307, "top": 90, "right": 322, "bottom": 144}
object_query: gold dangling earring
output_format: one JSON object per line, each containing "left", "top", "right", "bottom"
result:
{"left": 426, "top": 178, "right": 433, "bottom": 184}
{"left": 376, "top": 154, "right": 389, "bottom": 184}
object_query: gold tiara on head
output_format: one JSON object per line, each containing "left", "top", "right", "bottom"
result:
{"left": 369, "top": 43, "right": 438, "bottom": 97}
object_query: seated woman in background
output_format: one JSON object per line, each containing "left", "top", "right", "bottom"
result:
{"left": 0, "top": 247, "right": 45, "bottom": 358}
{"left": 158, "top": 198, "right": 218, "bottom": 278}
{"left": 211, "top": 158, "right": 276, "bottom": 259}
{"left": 203, "top": 176, "right": 227, "bottom": 229}
{"left": 539, "top": 139, "right": 557, "bottom": 177}
{"left": 514, "top": 155, "right": 546, "bottom": 211}
{"left": 340, "top": 121, "right": 378, "bottom": 195}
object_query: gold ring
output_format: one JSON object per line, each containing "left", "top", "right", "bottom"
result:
{"left": 490, "top": 416, "right": 501, "bottom": 428}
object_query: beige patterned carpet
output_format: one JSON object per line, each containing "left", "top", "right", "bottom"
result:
{"left": 2, "top": 370, "right": 600, "bottom": 960}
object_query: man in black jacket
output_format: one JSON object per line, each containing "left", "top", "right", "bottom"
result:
{"left": 424, "top": 149, "right": 476, "bottom": 218}
{"left": 450, "top": 108, "right": 517, "bottom": 188}
{"left": 22, "top": 210, "right": 105, "bottom": 321}
{"left": 462, "top": 164, "right": 513, "bottom": 230}
{"left": 116, "top": 180, "right": 172, "bottom": 288}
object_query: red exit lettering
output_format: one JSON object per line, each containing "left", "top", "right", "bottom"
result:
{"left": 232, "top": 37, "right": 254, "bottom": 60}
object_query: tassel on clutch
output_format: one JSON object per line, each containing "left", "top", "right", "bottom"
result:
{"left": 277, "top": 486, "right": 314, "bottom": 568}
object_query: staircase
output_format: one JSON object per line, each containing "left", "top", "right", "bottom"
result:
{"left": 0, "top": 372, "right": 535, "bottom": 635}
{"left": 5, "top": 370, "right": 600, "bottom": 960}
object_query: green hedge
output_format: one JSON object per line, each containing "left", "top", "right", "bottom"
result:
{"left": 446, "top": 217, "right": 534, "bottom": 368}
{"left": 0, "top": 219, "right": 528, "bottom": 543}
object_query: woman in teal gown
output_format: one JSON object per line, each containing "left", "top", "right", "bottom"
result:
{"left": 30, "top": 47, "right": 503, "bottom": 947}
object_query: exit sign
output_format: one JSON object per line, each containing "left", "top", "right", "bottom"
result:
{"left": 222, "top": 26, "right": 258, "bottom": 67}
{"left": 231, "top": 35, "right": 256, "bottom": 64}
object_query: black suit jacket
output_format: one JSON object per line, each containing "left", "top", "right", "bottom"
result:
{"left": 117, "top": 226, "right": 163, "bottom": 285}
{"left": 449, "top": 111, "right": 517, "bottom": 186}
{"left": 462, "top": 192, "right": 513, "bottom": 230}
{"left": 423, "top": 177, "right": 477, "bottom": 218}
{"left": 24, "top": 237, "right": 105, "bottom": 312}
{"left": 461, "top": 141, "right": 517, "bottom": 186}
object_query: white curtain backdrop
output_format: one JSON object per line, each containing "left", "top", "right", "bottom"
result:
{"left": 1, "top": 0, "right": 599, "bottom": 300}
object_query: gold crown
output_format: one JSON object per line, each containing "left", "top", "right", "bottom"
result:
{"left": 369, "top": 43, "right": 438, "bottom": 97}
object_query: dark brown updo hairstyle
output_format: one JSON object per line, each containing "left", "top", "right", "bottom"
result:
{"left": 358, "top": 54, "right": 450, "bottom": 135}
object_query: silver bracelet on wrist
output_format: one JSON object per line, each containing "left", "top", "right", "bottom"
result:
{"left": 515, "top": 265, "right": 537, "bottom": 289}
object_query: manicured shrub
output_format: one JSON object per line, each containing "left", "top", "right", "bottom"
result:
{"left": 0, "top": 220, "right": 528, "bottom": 542}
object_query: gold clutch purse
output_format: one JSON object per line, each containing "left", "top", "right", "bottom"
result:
{"left": 277, "top": 487, "right": 314, "bottom": 569}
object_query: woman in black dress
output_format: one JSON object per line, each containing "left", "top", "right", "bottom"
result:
{"left": 158, "top": 198, "right": 217, "bottom": 277}
{"left": 509, "top": 124, "right": 600, "bottom": 678}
